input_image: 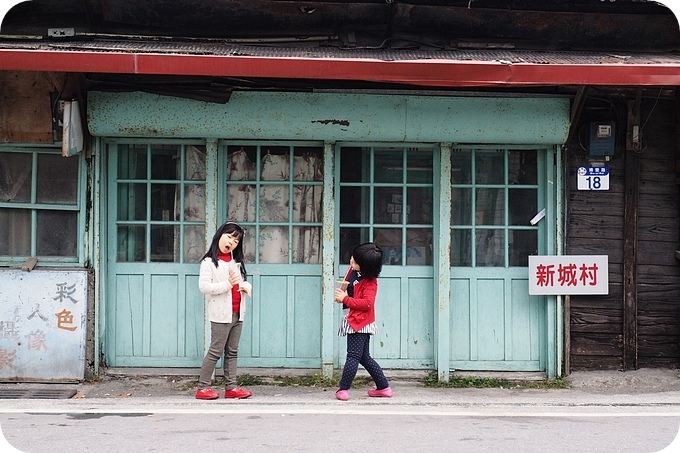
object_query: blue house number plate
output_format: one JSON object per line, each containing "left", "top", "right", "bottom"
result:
{"left": 577, "top": 166, "right": 610, "bottom": 191}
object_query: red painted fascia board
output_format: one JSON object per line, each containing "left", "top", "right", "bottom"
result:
{"left": 1, "top": 49, "right": 680, "bottom": 87}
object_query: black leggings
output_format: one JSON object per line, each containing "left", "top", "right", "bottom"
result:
{"left": 339, "top": 333, "right": 389, "bottom": 390}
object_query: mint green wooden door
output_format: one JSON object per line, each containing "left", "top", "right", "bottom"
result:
{"left": 450, "top": 148, "right": 548, "bottom": 371}
{"left": 105, "top": 142, "right": 207, "bottom": 366}
{"left": 220, "top": 143, "right": 324, "bottom": 368}
{"left": 337, "top": 145, "right": 437, "bottom": 369}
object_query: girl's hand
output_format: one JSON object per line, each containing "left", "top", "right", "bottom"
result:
{"left": 334, "top": 288, "right": 347, "bottom": 303}
{"left": 228, "top": 270, "right": 242, "bottom": 286}
{"left": 238, "top": 281, "right": 252, "bottom": 297}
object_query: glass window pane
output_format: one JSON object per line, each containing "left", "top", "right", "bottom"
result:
{"left": 452, "top": 149, "right": 472, "bottom": 184}
{"left": 508, "top": 150, "right": 537, "bottom": 185}
{"left": 406, "top": 228, "right": 432, "bottom": 265}
{"left": 227, "top": 184, "right": 256, "bottom": 222}
{"left": 293, "top": 185, "right": 322, "bottom": 223}
{"left": 292, "top": 226, "right": 321, "bottom": 263}
{"left": 508, "top": 188, "right": 537, "bottom": 226}
{"left": 0, "top": 208, "right": 30, "bottom": 255}
{"left": 0, "top": 152, "right": 32, "bottom": 203}
{"left": 509, "top": 230, "right": 537, "bottom": 267}
{"left": 184, "top": 184, "right": 206, "bottom": 221}
{"left": 452, "top": 188, "right": 472, "bottom": 225}
{"left": 117, "top": 225, "right": 146, "bottom": 262}
{"left": 151, "top": 225, "right": 178, "bottom": 262}
{"left": 228, "top": 145, "right": 322, "bottom": 265}
{"left": 374, "top": 148, "right": 403, "bottom": 183}
{"left": 117, "top": 183, "right": 146, "bottom": 221}
{"left": 151, "top": 146, "right": 180, "bottom": 180}
{"left": 184, "top": 225, "right": 205, "bottom": 263}
{"left": 150, "top": 183, "right": 178, "bottom": 221}
{"left": 118, "top": 145, "right": 147, "bottom": 179}
{"left": 227, "top": 146, "right": 256, "bottom": 181}
{"left": 242, "top": 228, "right": 256, "bottom": 264}
{"left": 407, "top": 187, "right": 432, "bottom": 224}
{"left": 260, "top": 185, "right": 289, "bottom": 222}
{"left": 340, "top": 147, "right": 369, "bottom": 183}
{"left": 185, "top": 145, "right": 206, "bottom": 181}
{"left": 36, "top": 210, "right": 77, "bottom": 257}
{"left": 37, "top": 154, "right": 79, "bottom": 204}
{"left": 382, "top": 245, "right": 402, "bottom": 265}
{"left": 406, "top": 150, "right": 433, "bottom": 184}
{"left": 261, "top": 147, "right": 290, "bottom": 181}
{"left": 374, "top": 228, "right": 401, "bottom": 265}
{"left": 293, "top": 147, "right": 323, "bottom": 181}
{"left": 476, "top": 150, "right": 504, "bottom": 184}
{"left": 339, "top": 227, "right": 368, "bottom": 264}
{"left": 476, "top": 229, "right": 504, "bottom": 267}
{"left": 476, "top": 188, "right": 504, "bottom": 226}
{"left": 375, "top": 187, "right": 402, "bottom": 224}
{"left": 259, "top": 226, "right": 289, "bottom": 263}
{"left": 339, "top": 186, "right": 368, "bottom": 224}
{"left": 451, "top": 229, "right": 471, "bottom": 266}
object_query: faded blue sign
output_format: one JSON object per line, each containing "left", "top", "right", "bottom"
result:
{"left": 0, "top": 270, "right": 87, "bottom": 381}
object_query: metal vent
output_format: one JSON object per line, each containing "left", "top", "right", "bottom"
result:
{"left": 0, "top": 388, "right": 77, "bottom": 399}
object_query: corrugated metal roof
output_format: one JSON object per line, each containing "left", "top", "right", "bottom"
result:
{"left": 2, "top": 40, "right": 679, "bottom": 65}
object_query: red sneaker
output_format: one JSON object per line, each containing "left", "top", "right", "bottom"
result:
{"left": 367, "top": 386, "right": 393, "bottom": 398}
{"left": 224, "top": 387, "right": 252, "bottom": 399}
{"left": 195, "top": 388, "right": 220, "bottom": 400}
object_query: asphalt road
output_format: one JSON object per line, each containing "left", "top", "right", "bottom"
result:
{"left": 1, "top": 404, "right": 679, "bottom": 453}
{"left": 2, "top": 368, "right": 680, "bottom": 453}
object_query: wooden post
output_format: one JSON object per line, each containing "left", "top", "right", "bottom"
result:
{"left": 623, "top": 98, "right": 640, "bottom": 371}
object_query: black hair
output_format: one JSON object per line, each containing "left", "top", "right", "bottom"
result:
{"left": 201, "top": 221, "right": 247, "bottom": 279}
{"left": 352, "top": 242, "right": 383, "bottom": 279}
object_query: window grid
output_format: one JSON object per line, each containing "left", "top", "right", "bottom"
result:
{"left": 115, "top": 143, "right": 206, "bottom": 263}
{"left": 338, "top": 145, "right": 434, "bottom": 266}
{"left": 225, "top": 144, "right": 324, "bottom": 264}
{"left": 0, "top": 147, "right": 82, "bottom": 263}
{"left": 451, "top": 148, "right": 539, "bottom": 268}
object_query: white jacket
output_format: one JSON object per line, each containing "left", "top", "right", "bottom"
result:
{"left": 198, "top": 257, "right": 252, "bottom": 323}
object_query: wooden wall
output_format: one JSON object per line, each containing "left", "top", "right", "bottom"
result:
{"left": 0, "top": 71, "right": 81, "bottom": 144}
{"left": 567, "top": 95, "right": 680, "bottom": 371}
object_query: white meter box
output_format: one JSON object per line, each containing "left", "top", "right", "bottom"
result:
{"left": 577, "top": 166, "right": 610, "bottom": 191}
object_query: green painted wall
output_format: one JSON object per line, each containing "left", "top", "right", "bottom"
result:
{"left": 88, "top": 91, "right": 569, "bottom": 144}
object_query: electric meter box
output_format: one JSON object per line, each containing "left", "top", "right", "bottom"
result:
{"left": 588, "top": 122, "right": 616, "bottom": 159}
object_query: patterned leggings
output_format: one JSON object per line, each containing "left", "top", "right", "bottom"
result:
{"left": 339, "top": 333, "right": 389, "bottom": 390}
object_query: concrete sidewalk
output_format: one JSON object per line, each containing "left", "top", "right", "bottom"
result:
{"left": 1, "top": 367, "right": 680, "bottom": 411}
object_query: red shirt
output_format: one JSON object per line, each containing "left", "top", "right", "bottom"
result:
{"left": 218, "top": 252, "right": 241, "bottom": 313}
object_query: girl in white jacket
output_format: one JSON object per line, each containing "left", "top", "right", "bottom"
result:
{"left": 195, "top": 221, "right": 253, "bottom": 400}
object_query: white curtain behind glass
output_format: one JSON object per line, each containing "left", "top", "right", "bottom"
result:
{"left": 292, "top": 152, "right": 322, "bottom": 263}
{"left": 226, "top": 148, "right": 322, "bottom": 264}
{"left": 174, "top": 145, "right": 206, "bottom": 262}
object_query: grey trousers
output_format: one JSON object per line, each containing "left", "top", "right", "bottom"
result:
{"left": 198, "top": 313, "right": 243, "bottom": 390}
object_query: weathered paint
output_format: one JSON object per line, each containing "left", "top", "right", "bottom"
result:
{"left": 0, "top": 270, "right": 88, "bottom": 381}
{"left": 92, "top": 92, "right": 567, "bottom": 378}
{"left": 545, "top": 144, "right": 561, "bottom": 379}
{"left": 87, "top": 91, "right": 570, "bottom": 144}
{"left": 321, "top": 142, "right": 336, "bottom": 380}
{"left": 204, "top": 138, "right": 219, "bottom": 360}
{"left": 555, "top": 144, "right": 564, "bottom": 378}
{"left": 436, "top": 143, "right": 452, "bottom": 382}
